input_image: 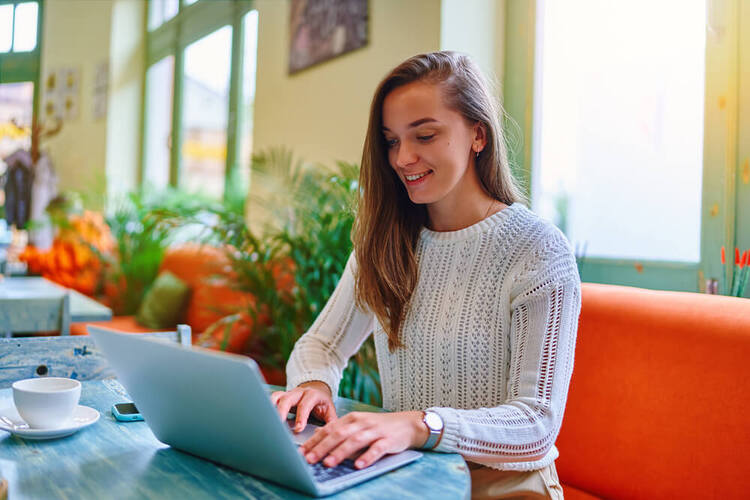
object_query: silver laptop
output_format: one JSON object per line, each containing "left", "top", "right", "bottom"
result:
{"left": 88, "top": 326, "right": 422, "bottom": 497}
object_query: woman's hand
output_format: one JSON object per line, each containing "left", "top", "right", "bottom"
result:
{"left": 271, "top": 381, "right": 338, "bottom": 432}
{"left": 300, "top": 410, "right": 429, "bottom": 469}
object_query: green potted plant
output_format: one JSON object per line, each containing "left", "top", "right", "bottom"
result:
{"left": 199, "top": 148, "right": 382, "bottom": 405}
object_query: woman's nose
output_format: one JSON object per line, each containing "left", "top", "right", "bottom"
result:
{"left": 396, "top": 142, "right": 418, "bottom": 168}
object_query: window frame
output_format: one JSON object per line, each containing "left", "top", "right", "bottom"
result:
{"left": 503, "top": 0, "right": 748, "bottom": 294}
{"left": 0, "top": 0, "right": 44, "bottom": 147}
{"left": 140, "top": 0, "right": 254, "bottom": 201}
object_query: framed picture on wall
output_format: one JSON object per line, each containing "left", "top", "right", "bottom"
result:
{"left": 289, "top": 0, "right": 369, "bottom": 74}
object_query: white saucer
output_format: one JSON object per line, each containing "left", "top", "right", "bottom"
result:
{"left": 0, "top": 404, "right": 100, "bottom": 440}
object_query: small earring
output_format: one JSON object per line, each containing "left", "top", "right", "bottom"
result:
{"left": 475, "top": 150, "right": 480, "bottom": 159}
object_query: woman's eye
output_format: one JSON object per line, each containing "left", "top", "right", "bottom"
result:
{"left": 417, "top": 134, "right": 435, "bottom": 142}
{"left": 385, "top": 138, "right": 398, "bottom": 148}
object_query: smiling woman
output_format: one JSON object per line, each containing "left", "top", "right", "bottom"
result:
{"left": 272, "top": 51, "right": 580, "bottom": 500}
{"left": 381, "top": 81, "right": 502, "bottom": 226}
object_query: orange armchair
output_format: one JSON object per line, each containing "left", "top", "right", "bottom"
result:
{"left": 557, "top": 283, "right": 750, "bottom": 500}
{"left": 71, "top": 244, "right": 254, "bottom": 336}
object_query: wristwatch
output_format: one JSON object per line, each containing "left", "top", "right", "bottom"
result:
{"left": 421, "top": 411, "right": 444, "bottom": 450}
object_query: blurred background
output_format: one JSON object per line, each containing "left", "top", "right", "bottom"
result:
{"left": 1, "top": 0, "right": 748, "bottom": 307}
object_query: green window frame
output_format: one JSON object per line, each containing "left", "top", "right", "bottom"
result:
{"left": 140, "top": 0, "right": 254, "bottom": 201}
{"left": 0, "top": 0, "right": 44, "bottom": 140}
{"left": 503, "top": 0, "right": 750, "bottom": 295}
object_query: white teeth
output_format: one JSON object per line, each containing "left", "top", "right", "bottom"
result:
{"left": 405, "top": 172, "right": 429, "bottom": 181}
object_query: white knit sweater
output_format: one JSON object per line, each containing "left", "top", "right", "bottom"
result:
{"left": 286, "top": 202, "right": 582, "bottom": 471}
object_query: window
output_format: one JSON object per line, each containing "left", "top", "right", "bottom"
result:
{"left": 141, "top": 0, "right": 258, "bottom": 200}
{"left": 533, "top": 0, "right": 705, "bottom": 263}
{"left": 181, "top": 26, "right": 232, "bottom": 198}
{"left": 0, "top": 1, "right": 39, "bottom": 53}
{"left": 0, "top": 82, "right": 33, "bottom": 159}
{"left": 504, "top": 0, "right": 750, "bottom": 293}
{"left": 143, "top": 56, "right": 174, "bottom": 190}
{"left": 0, "top": 0, "right": 42, "bottom": 160}
{"left": 237, "top": 9, "right": 259, "bottom": 193}
{"left": 12, "top": 1, "right": 38, "bottom": 52}
{"left": 0, "top": 4, "right": 13, "bottom": 52}
{"left": 148, "top": 0, "right": 178, "bottom": 31}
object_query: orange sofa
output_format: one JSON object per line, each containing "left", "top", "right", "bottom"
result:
{"left": 70, "top": 244, "right": 255, "bottom": 339}
{"left": 556, "top": 283, "right": 750, "bottom": 500}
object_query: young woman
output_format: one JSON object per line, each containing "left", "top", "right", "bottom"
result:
{"left": 271, "top": 51, "right": 580, "bottom": 499}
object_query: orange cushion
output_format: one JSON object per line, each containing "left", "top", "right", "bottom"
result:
{"left": 556, "top": 283, "right": 750, "bottom": 499}
{"left": 158, "top": 244, "right": 255, "bottom": 333}
{"left": 185, "top": 280, "right": 256, "bottom": 333}
{"left": 159, "top": 243, "right": 233, "bottom": 289}
{"left": 70, "top": 316, "right": 163, "bottom": 335}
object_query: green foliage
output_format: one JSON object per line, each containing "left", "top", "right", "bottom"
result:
{"left": 89, "top": 150, "right": 382, "bottom": 405}
{"left": 223, "top": 148, "right": 382, "bottom": 406}
{"left": 337, "top": 337, "right": 381, "bottom": 407}
{"left": 103, "top": 192, "right": 172, "bottom": 315}
{"left": 103, "top": 188, "right": 222, "bottom": 315}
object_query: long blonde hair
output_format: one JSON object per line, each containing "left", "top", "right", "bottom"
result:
{"left": 353, "top": 51, "right": 526, "bottom": 351}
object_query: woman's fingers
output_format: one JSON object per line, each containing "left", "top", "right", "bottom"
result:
{"left": 269, "top": 391, "right": 285, "bottom": 407}
{"left": 271, "top": 387, "right": 337, "bottom": 433}
{"left": 294, "top": 392, "right": 330, "bottom": 431}
{"left": 321, "top": 429, "right": 376, "bottom": 467}
{"left": 319, "top": 401, "right": 338, "bottom": 423}
{"left": 275, "top": 390, "right": 303, "bottom": 423}
{"left": 304, "top": 416, "right": 363, "bottom": 464}
{"left": 299, "top": 422, "right": 328, "bottom": 455}
{"left": 300, "top": 412, "right": 419, "bottom": 468}
{"left": 353, "top": 438, "right": 391, "bottom": 469}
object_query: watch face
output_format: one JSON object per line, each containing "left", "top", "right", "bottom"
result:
{"left": 424, "top": 412, "right": 443, "bottom": 431}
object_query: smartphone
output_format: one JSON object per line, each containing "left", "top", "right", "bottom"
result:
{"left": 111, "top": 402, "right": 144, "bottom": 422}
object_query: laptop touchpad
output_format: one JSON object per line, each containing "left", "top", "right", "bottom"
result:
{"left": 287, "top": 419, "right": 321, "bottom": 445}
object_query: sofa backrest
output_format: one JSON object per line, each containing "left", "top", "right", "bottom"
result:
{"left": 556, "top": 283, "right": 750, "bottom": 500}
{"left": 159, "top": 244, "right": 254, "bottom": 333}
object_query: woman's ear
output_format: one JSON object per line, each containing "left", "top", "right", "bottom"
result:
{"left": 473, "top": 122, "right": 488, "bottom": 153}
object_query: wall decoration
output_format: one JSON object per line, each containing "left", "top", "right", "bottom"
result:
{"left": 42, "top": 67, "right": 81, "bottom": 121}
{"left": 93, "top": 61, "right": 109, "bottom": 120}
{"left": 289, "top": 0, "right": 368, "bottom": 74}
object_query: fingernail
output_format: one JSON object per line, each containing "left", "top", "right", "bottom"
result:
{"left": 306, "top": 453, "right": 316, "bottom": 463}
{"left": 355, "top": 460, "right": 364, "bottom": 468}
{"left": 324, "top": 457, "right": 335, "bottom": 466}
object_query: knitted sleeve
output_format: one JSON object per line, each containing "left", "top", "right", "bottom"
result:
{"left": 427, "top": 226, "right": 581, "bottom": 463}
{"left": 285, "top": 252, "right": 375, "bottom": 397}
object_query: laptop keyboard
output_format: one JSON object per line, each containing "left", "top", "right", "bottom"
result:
{"left": 309, "top": 458, "right": 361, "bottom": 482}
{"left": 283, "top": 410, "right": 364, "bottom": 482}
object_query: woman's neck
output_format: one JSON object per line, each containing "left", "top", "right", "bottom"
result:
{"left": 426, "top": 195, "right": 506, "bottom": 232}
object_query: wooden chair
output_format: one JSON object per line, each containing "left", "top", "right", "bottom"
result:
{"left": 0, "top": 325, "right": 191, "bottom": 390}
{"left": 0, "top": 294, "right": 70, "bottom": 338}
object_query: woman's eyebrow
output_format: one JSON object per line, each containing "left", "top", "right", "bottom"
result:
{"left": 382, "top": 117, "right": 439, "bottom": 132}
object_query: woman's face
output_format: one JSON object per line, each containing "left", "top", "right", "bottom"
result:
{"left": 381, "top": 81, "right": 485, "bottom": 207}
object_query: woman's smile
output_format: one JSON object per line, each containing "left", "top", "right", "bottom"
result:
{"left": 403, "top": 169, "right": 433, "bottom": 185}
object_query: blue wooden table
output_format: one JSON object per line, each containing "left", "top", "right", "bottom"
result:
{"left": 0, "top": 380, "right": 470, "bottom": 499}
{"left": 0, "top": 277, "right": 112, "bottom": 323}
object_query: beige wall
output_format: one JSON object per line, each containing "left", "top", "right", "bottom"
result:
{"left": 39, "top": 0, "right": 143, "bottom": 207}
{"left": 105, "top": 0, "right": 145, "bottom": 202}
{"left": 440, "top": 0, "right": 506, "bottom": 87}
{"left": 37, "top": 0, "right": 507, "bottom": 202}
{"left": 252, "top": 0, "right": 442, "bottom": 168}
{"left": 40, "top": 0, "right": 115, "bottom": 206}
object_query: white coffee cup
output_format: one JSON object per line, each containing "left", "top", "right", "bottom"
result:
{"left": 12, "top": 377, "right": 82, "bottom": 429}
